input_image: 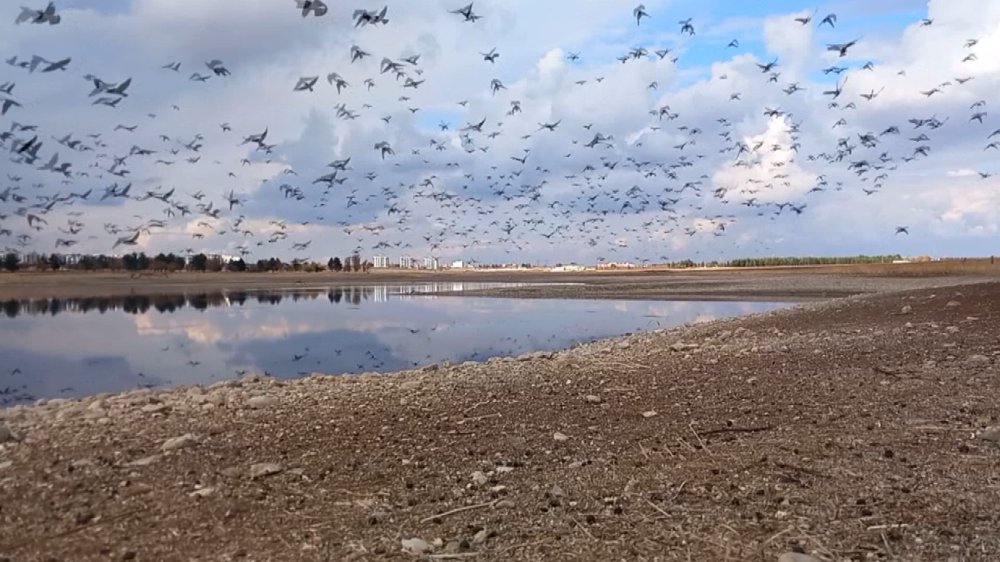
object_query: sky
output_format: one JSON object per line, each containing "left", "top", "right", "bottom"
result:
{"left": 1, "top": 0, "right": 999, "bottom": 265}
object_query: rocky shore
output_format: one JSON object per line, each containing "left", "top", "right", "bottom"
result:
{"left": 2, "top": 282, "right": 999, "bottom": 561}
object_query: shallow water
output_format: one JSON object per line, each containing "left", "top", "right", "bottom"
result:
{"left": 0, "top": 283, "right": 789, "bottom": 406}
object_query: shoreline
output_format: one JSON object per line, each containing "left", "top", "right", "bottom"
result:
{"left": 2, "top": 281, "right": 999, "bottom": 560}
{"left": 0, "top": 264, "right": 997, "bottom": 301}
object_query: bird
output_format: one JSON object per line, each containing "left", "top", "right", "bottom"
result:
{"left": 820, "top": 13, "right": 837, "bottom": 28}
{"left": 294, "top": 0, "right": 328, "bottom": 17}
{"left": 16, "top": 2, "right": 60, "bottom": 25}
{"left": 895, "top": 226, "right": 909, "bottom": 235}
{"left": 353, "top": 6, "right": 389, "bottom": 27}
{"left": 294, "top": 76, "right": 319, "bottom": 92}
{"left": 481, "top": 48, "right": 500, "bottom": 63}
{"left": 827, "top": 39, "right": 859, "bottom": 58}
{"left": 206, "top": 60, "right": 230, "bottom": 77}
{"left": 633, "top": 4, "right": 649, "bottom": 25}
{"left": 451, "top": 3, "right": 482, "bottom": 22}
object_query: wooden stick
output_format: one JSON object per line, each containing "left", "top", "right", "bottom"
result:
{"left": 570, "top": 516, "right": 596, "bottom": 541}
{"left": 689, "top": 422, "right": 711, "bottom": 454}
{"left": 420, "top": 500, "right": 498, "bottom": 524}
{"left": 645, "top": 498, "right": 672, "bottom": 519}
{"left": 700, "top": 425, "right": 774, "bottom": 437}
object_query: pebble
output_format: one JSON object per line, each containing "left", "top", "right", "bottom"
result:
{"left": 249, "top": 462, "right": 284, "bottom": 479}
{"left": 0, "top": 423, "right": 17, "bottom": 443}
{"left": 126, "top": 454, "right": 162, "bottom": 467}
{"left": 472, "top": 529, "right": 489, "bottom": 545}
{"left": 945, "top": 300, "right": 961, "bottom": 308}
{"left": 141, "top": 403, "right": 170, "bottom": 415}
{"left": 246, "top": 395, "right": 279, "bottom": 409}
{"left": 978, "top": 426, "right": 1000, "bottom": 445}
{"left": 584, "top": 394, "right": 602, "bottom": 404}
{"left": 161, "top": 433, "right": 199, "bottom": 451}
{"left": 967, "top": 354, "right": 990, "bottom": 365}
{"left": 401, "top": 538, "right": 434, "bottom": 555}
{"left": 642, "top": 410, "right": 658, "bottom": 418}
{"left": 552, "top": 432, "right": 569, "bottom": 442}
{"left": 900, "top": 305, "right": 913, "bottom": 315}
{"left": 778, "top": 554, "right": 822, "bottom": 562}
{"left": 471, "top": 471, "right": 488, "bottom": 487}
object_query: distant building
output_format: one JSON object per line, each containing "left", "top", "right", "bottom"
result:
{"left": 551, "top": 264, "right": 586, "bottom": 272}
{"left": 450, "top": 260, "right": 465, "bottom": 269}
{"left": 423, "top": 257, "right": 439, "bottom": 270}
{"left": 596, "top": 262, "right": 638, "bottom": 270}
{"left": 399, "top": 256, "right": 417, "bottom": 269}
{"left": 373, "top": 255, "right": 390, "bottom": 268}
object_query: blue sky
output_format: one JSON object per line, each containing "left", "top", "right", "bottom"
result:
{"left": 1, "top": 0, "right": 999, "bottom": 264}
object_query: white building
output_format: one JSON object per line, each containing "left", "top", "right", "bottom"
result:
{"left": 423, "top": 257, "right": 439, "bottom": 270}
{"left": 399, "top": 256, "right": 416, "bottom": 269}
{"left": 373, "top": 255, "right": 390, "bottom": 268}
{"left": 450, "top": 260, "right": 465, "bottom": 269}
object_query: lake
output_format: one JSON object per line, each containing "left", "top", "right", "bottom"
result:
{"left": 0, "top": 283, "right": 789, "bottom": 406}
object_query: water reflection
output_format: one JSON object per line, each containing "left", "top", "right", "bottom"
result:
{"left": 0, "top": 285, "right": 789, "bottom": 406}
{"left": 0, "top": 283, "right": 526, "bottom": 318}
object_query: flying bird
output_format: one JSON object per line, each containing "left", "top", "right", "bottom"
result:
{"left": 633, "top": 4, "right": 649, "bottom": 25}
{"left": 15, "top": 2, "right": 60, "bottom": 25}
{"left": 294, "top": 0, "right": 328, "bottom": 17}
{"left": 451, "top": 3, "right": 482, "bottom": 22}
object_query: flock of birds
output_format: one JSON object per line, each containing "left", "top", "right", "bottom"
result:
{"left": 1, "top": 2, "right": 998, "bottom": 263}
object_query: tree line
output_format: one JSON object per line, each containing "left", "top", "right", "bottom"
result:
{"left": 1, "top": 252, "right": 373, "bottom": 273}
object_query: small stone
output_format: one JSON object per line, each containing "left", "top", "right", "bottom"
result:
{"left": 189, "top": 486, "right": 216, "bottom": 498}
{"left": 141, "top": 403, "right": 170, "bottom": 414}
{"left": 246, "top": 395, "right": 279, "bottom": 409}
{"left": 977, "top": 426, "right": 1000, "bottom": 445}
{"left": 548, "top": 484, "right": 565, "bottom": 498}
{"left": 161, "top": 434, "right": 198, "bottom": 451}
{"left": 472, "top": 529, "right": 489, "bottom": 545}
{"left": 401, "top": 538, "right": 434, "bottom": 555}
{"left": 471, "top": 471, "right": 488, "bottom": 487}
{"left": 0, "top": 424, "right": 18, "bottom": 443}
{"left": 967, "top": 355, "right": 990, "bottom": 365}
{"left": 552, "top": 432, "right": 569, "bottom": 442}
{"left": 642, "top": 410, "right": 658, "bottom": 419}
{"left": 125, "top": 454, "right": 161, "bottom": 467}
{"left": 249, "top": 462, "right": 284, "bottom": 479}
{"left": 778, "top": 554, "right": 822, "bottom": 562}
{"left": 584, "top": 394, "right": 602, "bottom": 404}
{"left": 945, "top": 300, "right": 961, "bottom": 308}
{"left": 900, "top": 305, "right": 912, "bottom": 315}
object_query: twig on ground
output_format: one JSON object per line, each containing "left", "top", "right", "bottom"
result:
{"left": 570, "top": 516, "right": 596, "bottom": 541}
{"left": 461, "top": 400, "right": 491, "bottom": 415}
{"left": 676, "top": 436, "right": 698, "bottom": 452}
{"left": 689, "top": 422, "right": 711, "bottom": 454}
{"left": 700, "top": 425, "right": 774, "bottom": 437}
{"left": 420, "top": 500, "right": 498, "bottom": 524}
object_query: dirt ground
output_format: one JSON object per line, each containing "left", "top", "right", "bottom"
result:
{"left": 2, "top": 279, "right": 999, "bottom": 561}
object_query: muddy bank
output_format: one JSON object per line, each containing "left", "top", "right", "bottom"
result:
{"left": 1, "top": 282, "right": 999, "bottom": 560}
{"left": 0, "top": 266, "right": 996, "bottom": 301}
